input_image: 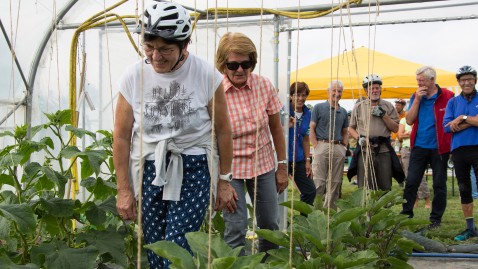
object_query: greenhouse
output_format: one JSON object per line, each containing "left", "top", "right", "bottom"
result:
{"left": 1, "top": 0, "right": 477, "bottom": 268}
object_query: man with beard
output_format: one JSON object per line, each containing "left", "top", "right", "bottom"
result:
{"left": 348, "top": 74, "right": 402, "bottom": 191}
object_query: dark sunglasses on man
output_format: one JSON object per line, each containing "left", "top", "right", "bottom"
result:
{"left": 226, "top": 61, "right": 253, "bottom": 71}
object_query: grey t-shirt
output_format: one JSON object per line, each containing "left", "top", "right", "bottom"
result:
{"left": 311, "top": 101, "right": 349, "bottom": 141}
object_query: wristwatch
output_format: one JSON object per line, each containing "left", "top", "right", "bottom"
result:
{"left": 462, "top": 115, "right": 468, "bottom": 122}
{"left": 219, "top": 172, "right": 233, "bottom": 182}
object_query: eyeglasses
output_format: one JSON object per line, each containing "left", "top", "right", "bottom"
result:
{"left": 459, "top": 77, "right": 476, "bottom": 83}
{"left": 225, "top": 61, "right": 253, "bottom": 71}
{"left": 142, "top": 43, "right": 176, "bottom": 56}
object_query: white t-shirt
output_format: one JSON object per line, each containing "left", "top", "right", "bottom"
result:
{"left": 119, "top": 54, "right": 223, "bottom": 155}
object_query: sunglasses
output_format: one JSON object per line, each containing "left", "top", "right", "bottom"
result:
{"left": 225, "top": 61, "right": 253, "bottom": 71}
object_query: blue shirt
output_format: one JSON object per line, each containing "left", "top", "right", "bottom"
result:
{"left": 410, "top": 93, "right": 438, "bottom": 149}
{"left": 443, "top": 90, "right": 478, "bottom": 151}
{"left": 288, "top": 105, "right": 311, "bottom": 162}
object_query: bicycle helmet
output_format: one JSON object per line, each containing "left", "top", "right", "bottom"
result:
{"left": 456, "top": 65, "right": 477, "bottom": 80}
{"left": 135, "top": 1, "right": 192, "bottom": 41}
{"left": 362, "top": 74, "right": 382, "bottom": 89}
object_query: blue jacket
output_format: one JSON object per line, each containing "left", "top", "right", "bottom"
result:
{"left": 443, "top": 89, "right": 478, "bottom": 152}
{"left": 288, "top": 104, "right": 311, "bottom": 162}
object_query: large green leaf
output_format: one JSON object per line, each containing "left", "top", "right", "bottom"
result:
{"left": 266, "top": 248, "right": 304, "bottom": 267}
{"left": 211, "top": 257, "right": 236, "bottom": 269}
{"left": 255, "top": 229, "right": 290, "bottom": 248}
{"left": 332, "top": 207, "right": 367, "bottom": 225}
{"left": 59, "top": 146, "right": 81, "bottom": 159}
{"left": 186, "top": 231, "right": 235, "bottom": 258}
{"left": 44, "top": 109, "right": 72, "bottom": 126}
{"left": 65, "top": 125, "right": 95, "bottom": 139}
{"left": 280, "top": 200, "right": 314, "bottom": 215}
{"left": 96, "top": 196, "right": 117, "bottom": 214}
{"left": 0, "top": 153, "right": 23, "bottom": 168}
{"left": 0, "top": 174, "right": 15, "bottom": 188}
{"left": 76, "top": 227, "right": 127, "bottom": 268}
{"left": 145, "top": 240, "right": 195, "bottom": 269}
{"left": 0, "top": 253, "right": 39, "bottom": 269}
{"left": 228, "top": 253, "right": 265, "bottom": 269}
{"left": 85, "top": 204, "right": 106, "bottom": 226}
{"left": 333, "top": 250, "right": 378, "bottom": 268}
{"left": 331, "top": 222, "right": 351, "bottom": 241}
{"left": 80, "top": 150, "right": 107, "bottom": 177}
{"left": 0, "top": 217, "right": 10, "bottom": 240}
{"left": 80, "top": 177, "right": 116, "bottom": 200}
{"left": 0, "top": 204, "right": 36, "bottom": 234}
{"left": 32, "top": 240, "right": 98, "bottom": 269}
{"left": 297, "top": 257, "right": 324, "bottom": 269}
{"left": 39, "top": 198, "right": 75, "bottom": 217}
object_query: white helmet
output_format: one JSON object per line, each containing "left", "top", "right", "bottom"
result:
{"left": 135, "top": 2, "right": 192, "bottom": 41}
{"left": 362, "top": 74, "right": 382, "bottom": 89}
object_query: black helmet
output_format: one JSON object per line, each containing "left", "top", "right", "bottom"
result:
{"left": 456, "top": 65, "right": 477, "bottom": 80}
{"left": 135, "top": 2, "right": 192, "bottom": 41}
{"left": 362, "top": 74, "right": 382, "bottom": 89}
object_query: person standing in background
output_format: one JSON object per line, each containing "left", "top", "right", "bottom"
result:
{"left": 215, "top": 32, "right": 288, "bottom": 254}
{"left": 444, "top": 65, "right": 478, "bottom": 240}
{"left": 399, "top": 118, "right": 431, "bottom": 208}
{"left": 310, "top": 80, "right": 348, "bottom": 210}
{"left": 347, "top": 74, "right": 403, "bottom": 191}
{"left": 401, "top": 66, "right": 454, "bottom": 230}
{"left": 288, "top": 81, "right": 316, "bottom": 206}
{"left": 391, "top": 99, "right": 407, "bottom": 148}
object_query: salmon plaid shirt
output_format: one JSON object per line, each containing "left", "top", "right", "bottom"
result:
{"left": 223, "top": 73, "right": 283, "bottom": 179}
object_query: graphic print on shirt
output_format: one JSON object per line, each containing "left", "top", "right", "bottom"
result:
{"left": 143, "top": 80, "right": 198, "bottom": 134}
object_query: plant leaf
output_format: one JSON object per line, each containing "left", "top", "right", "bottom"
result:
{"left": 0, "top": 253, "right": 39, "bottom": 268}
{"left": 0, "top": 204, "right": 36, "bottom": 234}
{"left": 32, "top": 240, "right": 98, "bottom": 269}
{"left": 280, "top": 200, "right": 314, "bottom": 215}
{"left": 255, "top": 229, "right": 290, "bottom": 248}
{"left": 40, "top": 198, "right": 75, "bottom": 217}
{"left": 145, "top": 240, "right": 195, "bottom": 269}
{"left": 76, "top": 227, "right": 127, "bottom": 268}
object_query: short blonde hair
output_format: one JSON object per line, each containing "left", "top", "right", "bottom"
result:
{"left": 215, "top": 32, "right": 257, "bottom": 74}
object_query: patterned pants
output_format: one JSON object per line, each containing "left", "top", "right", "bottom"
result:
{"left": 142, "top": 154, "right": 210, "bottom": 269}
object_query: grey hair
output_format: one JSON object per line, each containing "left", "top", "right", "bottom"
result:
{"left": 328, "top": 80, "right": 344, "bottom": 90}
{"left": 416, "top": 66, "right": 436, "bottom": 81}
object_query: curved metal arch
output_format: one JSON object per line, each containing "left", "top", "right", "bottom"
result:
{"left": 25, "top": 0, "right": 78, "bottom": 135}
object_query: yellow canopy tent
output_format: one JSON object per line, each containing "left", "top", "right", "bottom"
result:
{"left": 290, "top": 47, "right": 458, "bottom": 100}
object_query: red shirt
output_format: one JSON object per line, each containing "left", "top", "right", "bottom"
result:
{"left": 223, "top": 73, "right": 282, "bottom": 179}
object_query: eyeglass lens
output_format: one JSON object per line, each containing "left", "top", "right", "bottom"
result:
{"left": 226, "top": 61, "right": 253, "bottom": 71}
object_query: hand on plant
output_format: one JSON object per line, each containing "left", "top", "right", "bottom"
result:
{"left": 116, "top": 188, "right": 137, "bottom": 221}
{"left": 371, "top": 106, "right": 386, "bottom": 118}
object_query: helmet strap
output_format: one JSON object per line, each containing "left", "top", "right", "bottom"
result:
{"left": 170, "top": 52, "right": 185, "bottom": 72}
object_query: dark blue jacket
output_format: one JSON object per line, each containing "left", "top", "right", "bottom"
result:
{"left": 288, "top": 104, "right": 311, "bottom": 162}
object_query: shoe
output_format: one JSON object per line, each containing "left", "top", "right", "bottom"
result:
{"left": 428, "top": 221, "right": 441, "bottom": 230}
{"left": 454, "top": 228, "right": 478, "bottom": 241}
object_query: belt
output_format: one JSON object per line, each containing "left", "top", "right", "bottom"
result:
{"left": 319, "top": 139, "right": 343, "bottom": 145}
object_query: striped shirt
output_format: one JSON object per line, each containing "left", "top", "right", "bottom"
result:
{"left": 223, "top": 73, "right": 282, "bottom": 179}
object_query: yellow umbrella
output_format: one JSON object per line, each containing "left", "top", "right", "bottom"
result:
{"left": 290, "top": 47, "right": 458, "bottom": 100}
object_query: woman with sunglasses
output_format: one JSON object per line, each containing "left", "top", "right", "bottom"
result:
{"left": 215, "top": 32, "right": 288, "bottom": 255}
{"left": 113, "top": 2, "right": 236, "bottom": 268}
